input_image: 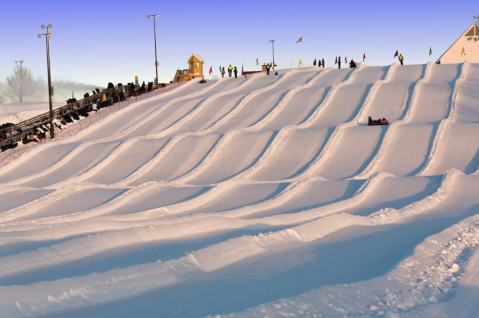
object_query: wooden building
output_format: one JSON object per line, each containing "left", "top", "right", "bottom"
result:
{"left": 437, "top": 22, "right": 479, "bottom": 64}
{"left": 173, "top": 54, "right": 204, "bottom": 83}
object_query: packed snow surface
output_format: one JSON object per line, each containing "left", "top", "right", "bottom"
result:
{"left": 1, "top": 62, "right": 479, "bottom": 317}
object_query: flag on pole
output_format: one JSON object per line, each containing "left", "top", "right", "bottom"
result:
{"left": 394, "top": 50, "right": 399, "bottom": 58}
{"left": 299, "top": 58, "right": 303, "bottom": 67}
{"left": 363, "top": 53, "right": 366, "bottom": 62}
{"left": 242, "top": 64, "right": 244, "bottom": 75}
{"left": 335, "top": 56, "right": 337, "bottom": 64}
{"left": 209, "top": 66, "right": 213, "bottom": 75}
{"left": 429, "top": 47, "right": 432, "bottom": 56}
{"left": 345, "top": 57, "right": 348, "bottom": 63}
{"left": 461, "top": 47, "right": 465, "bottom": 55}
{"left": 296, "top": 37, "right": 303, "bottom": 43}
{"left": 256, "top": 58, "right": 259, "bottom": 66}
{"left": 219, "top": 66, "right": 221, "bottom": 72}
{"left": 270, "top": 62, "right": 273, "bottom": 68}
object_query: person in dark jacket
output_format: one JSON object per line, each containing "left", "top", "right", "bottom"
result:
{"left": 318, "top": 59, "right": 322, "bottom": 67}
{"left": 313, "top": 59, "right": 317, "bottom": 66}
{"left": 368, "top": 116, "right": 378, "bottom": 125}
{"left": 266, "top": 63, "right": 271, "bottom": 75}
{"left": 349, "top": 59, "right": 357, "bottom": 68}
{"left": 338, "top": 56, "right": 341, "bottom": 69}
{"left": 322, "top": 58, "right": 325, "bottom": 68}
{"left": 233, "top": 66, "right": 238, "bottom": 78}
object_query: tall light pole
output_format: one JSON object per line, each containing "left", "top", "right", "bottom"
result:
{"left": 268, "top": 40, "right": 275, "bottom": 70}
{"left": 38, "top": 24, "right": 54, "bottom": 139}
{"left": 147, "top": 14, "right": 160, "bottom": 87}
{"left": 15, "top": 60, "right": 24, "bottom": 103}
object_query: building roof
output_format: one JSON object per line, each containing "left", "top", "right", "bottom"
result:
{"left": 436, "top": 22, "right": 479, "bottom": 63}
{"left": 188, "top": 53, "right": 204, "bottom": 63}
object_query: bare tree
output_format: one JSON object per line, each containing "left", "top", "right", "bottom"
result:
{"left": 0, "top": 83, "right": 4, "bottom": 104}
{"left": 3, "top": 65, "right": 44, "bottom": 103}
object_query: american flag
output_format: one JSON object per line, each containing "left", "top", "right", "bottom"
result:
{"left": 296, "top": 37, "right": 303, "bottom": 43}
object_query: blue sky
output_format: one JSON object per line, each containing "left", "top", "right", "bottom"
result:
{"left": 1, "top": 0, "right": 478, "bottom": 88}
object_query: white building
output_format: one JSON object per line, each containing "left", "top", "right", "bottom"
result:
{"left": 436, "top": 22, "right": 479, "bottom": 64}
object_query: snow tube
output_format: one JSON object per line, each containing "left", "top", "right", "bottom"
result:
{"left": 368, "top": 121, "right": 379, "bottom": 126}
{"left": 379, "top": 120, "right": 389, "bottom": 125}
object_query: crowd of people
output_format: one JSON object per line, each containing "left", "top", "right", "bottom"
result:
{"left": 221, "top": 65, "right": 239, "bottom": 78}
{"left": 313, "top": 59, "right": 326, "bottom": 68}
{"left": 311, "top": 54, "right": 404, "bottom": 70}
{"left": 215, "top": 52, "right": 405, "bottom": 81}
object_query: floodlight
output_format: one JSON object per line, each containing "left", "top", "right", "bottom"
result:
{"left": 47, "top": 33, "right": 52, "bottom": 38}
{"left": 41, "top": 25, "right": 45, "bottom": 29}
{"left": 38, "top": 34, "right": 42, "bottom": 38}
{"left": 47, "top": 24, "right": 52, "bottom": 28}
{"left": 147, "top": 15, "right": 150, "bottom": 18}
{"left": 156, "top": 14, "right": 159, "bottom": 18}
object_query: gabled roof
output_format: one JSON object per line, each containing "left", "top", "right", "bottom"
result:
{"left": 436, "top": 22, "right": 479, "bottom": 63}
{"left": 188, "top": 53, "right": 204, "bottom": 63}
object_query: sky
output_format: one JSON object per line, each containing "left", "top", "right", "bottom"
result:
{"left": 0, "top": 0, "right": 478, "bottom": 90}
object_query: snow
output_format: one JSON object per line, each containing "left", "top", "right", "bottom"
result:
{"left": 0, "top": 63, "right": 479, "bottom": 317}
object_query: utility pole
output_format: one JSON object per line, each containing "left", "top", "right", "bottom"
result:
{"left": 269, "top": 40, "right": 275, "bottom": 70}
{"left": 148, "top": 14, "right": 160, "bottom": 87}
{"left": 38, "top": 24, "right": 54, "bottom": 138}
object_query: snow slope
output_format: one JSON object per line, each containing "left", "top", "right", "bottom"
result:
{"left": 0, "top": 63, "right": 479, "bottom": 318}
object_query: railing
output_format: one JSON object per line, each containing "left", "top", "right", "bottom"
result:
{"left": 0, "top": 82, "right": 184, "bottom": 167}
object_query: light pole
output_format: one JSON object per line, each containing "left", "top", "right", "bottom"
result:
{"left": 14, "top": 60, "right": 24, "bottom": 103}
{"left": 147, "top": 14, "right": 160, "bottom": 87}
{"left": 38, "top": 24, "right": 54, "bottom": 139}
{"left": 268, "top": 40, "right": 275, "bottom": 70}
{"left": 474, "top": 16, "right": 479, "bottom": 24}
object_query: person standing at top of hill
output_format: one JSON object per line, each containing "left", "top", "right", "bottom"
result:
{"left": 228, "top": 65, "right": 233, "bottom": 77}
{"left": 233, "top": 66, "right": 238, "bottom": 78}
{"left": 221, "top": 67, "right": 225, "bottom": 78}
{"left": 313, "top": 59, "right": 317, "bottom": 66}
{"left": 322, "top": 58, "right": 325, "bottom": 68}
{"left": 399, "top": 54, "right": 404, "bottom": 65}
{"left": 338, "top": 56, "right": 341, "bottom": 69}
{"left": 318, "top": 59, "right": 322, "bottom": 67}
{"left": 266, "top": 63, "right": 271, "bottom": 75}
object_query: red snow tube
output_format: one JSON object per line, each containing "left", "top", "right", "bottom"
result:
{"left": 379, "top": 119, "right": 389, "bottom": 125}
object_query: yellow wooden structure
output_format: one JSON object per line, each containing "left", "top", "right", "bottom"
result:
{"left": 173, "top": 54, "right": 204, "bottom": 83}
